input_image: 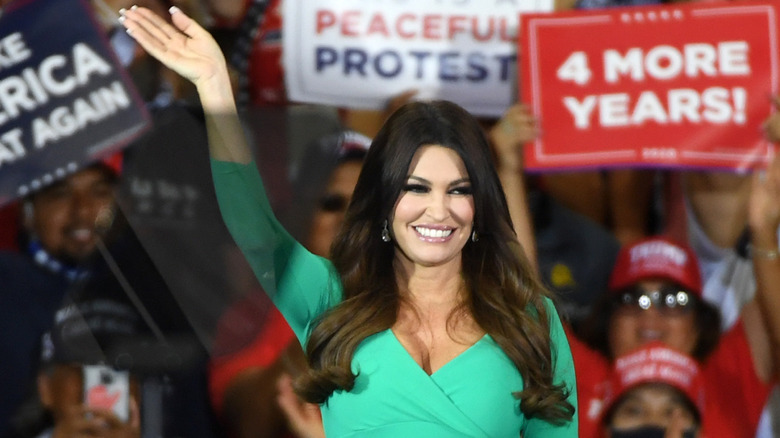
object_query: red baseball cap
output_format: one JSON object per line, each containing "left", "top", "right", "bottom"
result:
{"left": 602, "top": 341, "right": 705, "bottom": 422}
{"left": 97, "top": 152, "right": 123, "bottom": 177}
{"left": 608, "top": 236, "right": 702, "bottom": 296}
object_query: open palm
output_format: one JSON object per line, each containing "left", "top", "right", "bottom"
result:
{"left": 120, "top": 6, "right": 226, "bottom": 86}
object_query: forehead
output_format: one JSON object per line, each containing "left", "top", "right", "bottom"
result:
{"left": 35, "top": 166, "right": 115, "bottom": 194}
{"left": 408, "top": 144, "right": 468, "bottom": 177}
{"left": 633, "top": 279, "right": 678, "bottom": 290}
{"left": 620, "top": 383, "right": 690, "bottom": 407}
{"left": 326, "top": 160, "right": 362, "bottom": 190}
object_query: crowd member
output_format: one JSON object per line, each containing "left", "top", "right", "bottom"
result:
{"left": 572, "top": 233, "right": 777, "bottom": 438}
{"left": 653, "top": 97, "right": 780, "bottom": 437}
{"left": 0, "top": 159, "right": 120, "bottom": 438}
{"left": 487, "top": 104, "right": 622, "bottom": 331}
{"left": 601, "top": 342, "right": 704, "bottom": 438}
{"left": 209, "top": 130, "right": 371, "bottom": 438}
{"left": 120, "top": 5, "right": 577, "bottom": 436}
{"left": 10, "top": 297, "right": 145, "bottom": 438}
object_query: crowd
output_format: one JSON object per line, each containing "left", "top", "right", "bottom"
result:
{"left": 1, "top": 0, "right": 778, "bottom": 437}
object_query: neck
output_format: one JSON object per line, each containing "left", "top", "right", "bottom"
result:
{"left": 395, "top": 257, "right": 465, "bottom": 311}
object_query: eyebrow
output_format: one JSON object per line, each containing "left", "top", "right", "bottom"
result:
{"left": 407, "top": 175, "right": 471, "bottom": 187}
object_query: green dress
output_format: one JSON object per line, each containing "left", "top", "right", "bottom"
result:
{"left": 211, "top": 160, "right": 578, "bottom": 437}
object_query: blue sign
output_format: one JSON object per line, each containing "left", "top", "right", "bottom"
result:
{"left": 0, "top": 0, "right": 150, "bottom": 205}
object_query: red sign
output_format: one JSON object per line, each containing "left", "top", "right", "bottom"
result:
{"left": 520, "top": 1, "right": 779, "bottom": 171}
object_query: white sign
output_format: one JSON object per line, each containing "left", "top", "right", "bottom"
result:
{"left": 283, "top": 0, "right": 554, "bottom": 117}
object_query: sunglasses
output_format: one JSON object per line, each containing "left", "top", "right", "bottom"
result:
{"left": 317, "top": 193, "right": 349, "bottom": 213}
{"left": 614, "top": 286, "right": 694, "bottom": 315}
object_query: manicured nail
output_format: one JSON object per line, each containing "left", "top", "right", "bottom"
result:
{"left": 130, "top": 5, "right": 138, "bottom": 10}
{"left": 169, "top": 5, "right": 181, "bottom": 14}
{"left": 118, "top": 7, "right": 126, "bottom": 15}
{"left": 118, "top": 15, "right": 126, "bottom": 23}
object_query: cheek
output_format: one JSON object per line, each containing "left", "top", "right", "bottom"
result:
{"left": 611, "top": 410, "right": 646, "bottom": 429}
{"left": 451, "top": 198, "right": 475, "bottom": 223}
{"left": 33, "top": 207, "right": 67, "bottom": 242}
{"left": 390, "top": 195, "right": 420, "bottom": 229}
{"left": 666, "top": 317, "right": 699, "bottom": 353}
{"left": 608, "top": 315, "right": 639, "bottom": 357}
{"left": 307, "top": 213, "right": 342, "bottom": 257}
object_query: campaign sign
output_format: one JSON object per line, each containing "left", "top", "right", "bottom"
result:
{"left": 0, "top": 0, "right": 150, "bottom": 206}
{"left": 521, "top": 1, "right": 779, "bottom": 171}
{"left": 284, "top": 0, "right": 554, "bottom": 118}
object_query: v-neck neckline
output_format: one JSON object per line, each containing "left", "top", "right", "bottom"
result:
{"left": 386, "top": 329, "right": 490, "bottom": 377}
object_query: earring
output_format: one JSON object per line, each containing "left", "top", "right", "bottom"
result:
{"left": 471, "top": 229, "right": 479, "bottom": 242}
{"left": 381, "top": 220, "right": 391, "bottom": 242}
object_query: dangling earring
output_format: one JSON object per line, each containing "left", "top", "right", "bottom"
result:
{"left": 381, "top": 220, "right": 392, "bottom": 242}
{"left": 471, "top": 228, "right": 479, "bottom": 243}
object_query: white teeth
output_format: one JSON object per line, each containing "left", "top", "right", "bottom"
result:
{"left": 70, "top": 229, "right": 93, "bottom": 240}
{"left": 415, "top": 227, "right": 452, "bottom": 238}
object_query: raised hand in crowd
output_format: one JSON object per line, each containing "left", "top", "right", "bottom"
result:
{"left": 749, "top": 127, "right": 780, "bottom": 373}
{"left": 487, "top": 103, "right": 540, "bottom": 267}
{"left": 761, "top": 95, "right": 780, "bottom": 144}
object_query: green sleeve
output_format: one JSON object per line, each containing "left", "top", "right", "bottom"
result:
{"left": 210, "top": 159, "right": 342, "bottom": 344}
{"left": 523, "top": 299, "right": 579, "bottom": 436}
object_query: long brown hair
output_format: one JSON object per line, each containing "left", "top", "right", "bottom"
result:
{"left": 295, "top": 100, "right": 574, "bottom": 423}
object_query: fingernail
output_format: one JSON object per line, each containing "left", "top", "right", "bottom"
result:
{"left": 169, "top": 5, "right": 180, "bottom": 14}
{"left": 130, "top": 5, "right": 138, "bottom": 10}
{"left": 118, "top": 15, "right": 126, "bottom": 23}
{"left": 118, "top": 8, "right": 126, "bottom": 15}
{"left": 125, "top": 27, "right": 133, "bottom": 35}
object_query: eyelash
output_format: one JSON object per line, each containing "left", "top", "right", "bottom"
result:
{"left": 403, "top": 184, "right": 428, "bottom": 193}
{"left": 402, "top": 184, "right": 472, "bottom": 195}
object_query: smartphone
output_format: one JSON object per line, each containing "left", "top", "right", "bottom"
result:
{"left": 82, "top": 364, "right": 130, "bottom": 422}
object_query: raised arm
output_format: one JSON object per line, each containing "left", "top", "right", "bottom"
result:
{"left": 488, "top": 103, "right": 539, "bottom": 270}
{"left": 120, "top": 6, "right": 251, "bottom": 164}
{"left": 749, "top": 108, "right": 780, "bottom": 379}
{"left": 119, "top": 7, "right": 337, "bottom": 342}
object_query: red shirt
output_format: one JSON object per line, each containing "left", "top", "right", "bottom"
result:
{"left": 208, "top": 300, "right": 295, "bottom": 413}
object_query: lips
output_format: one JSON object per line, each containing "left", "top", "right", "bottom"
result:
{"left": 639, "top": 329, "right": 662, "bottom": 341}
{"left": 67, "top": 227, "right": 95, "bottom": 243}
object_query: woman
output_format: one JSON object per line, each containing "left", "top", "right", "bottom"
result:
{"left": 119, "top": 6, "right": 577, "bottom": 436}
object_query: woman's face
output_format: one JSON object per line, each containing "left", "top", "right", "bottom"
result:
{"left": 608, "top": 280, "right": 699, "bottom": 358}
{"left": 608, "top": 384, "right": 698, "bottom": 436}
{"left": 390, "top": 144, "right": 475, "bottom": 271}
{"left": 306, "top": 160, "right": 363, "bottom": 257}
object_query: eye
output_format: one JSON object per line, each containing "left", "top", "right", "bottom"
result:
{"left": 449, "top": 185, "right": 472, "bottom": 195}
{"left": 318, "top": 194, "right": 348, "bottom": 212}
{"left": 40, "top": 184, "right": 71, "bottom": 200}
{"left": 616, "top": 400, "right": 644, "bottom": 418}
{"left": 403, "top": 183, "right": 429, "bottom": 194}
{"left": 91, "top": 183, "right": 115, "bottom": 200}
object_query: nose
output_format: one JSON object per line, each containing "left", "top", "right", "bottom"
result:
{"left": 425, "top": 191, "right": 450, "bottom": 221}
{"left": 70, "top": 192, "right": 101, "bottom": 225}
{"left": 635, "top": 306, "right": 666, "bottom": 329}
